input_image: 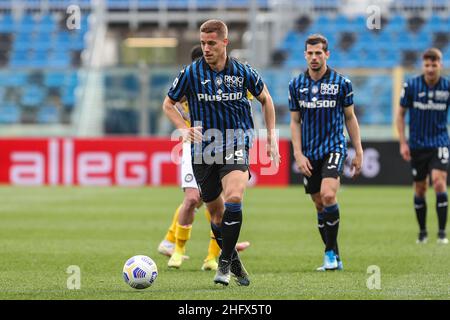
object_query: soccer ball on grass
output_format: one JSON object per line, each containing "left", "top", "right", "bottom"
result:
{"left": 123, "top": 255, "right": 158, "bottom": 289}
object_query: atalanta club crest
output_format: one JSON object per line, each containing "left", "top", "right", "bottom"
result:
{"left": 215, "top": 76, "right": 223, "bottom": 87}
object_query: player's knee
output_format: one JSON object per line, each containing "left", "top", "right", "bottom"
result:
{"left": 313, "top": 199, "right": 324, "bottom": 212}
{"left": 314, "top": 203, "right": 324, "bottom": 212}
{"left": 184, "top": 194, "right": 201, "bottom": 210}
{"left": 320, "top": 191, "right": 336, "bottom": 206}
{"left": 210, "top": 214, "right": 222, "bottom": 225}
{"left": 195, "top": 199, "right": 204, "bottom": 209}
{"left": 206, "top": 202, "right": 224, "bottom": 221}
{"left": 224, "top": 195, "right": 243, "bottom": 204}
{"left": 432, "top": 178, "right": 446, "bottom": 193}
{"left": 415, "top": 184, "right": 427, "bottom": 197}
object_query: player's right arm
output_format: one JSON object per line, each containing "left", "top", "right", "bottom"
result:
{"left": 289, "top": 79, "right": 312, "bottom": 177}
{"left": 164, "top": 67, "right": 201, "bottom": 142}
{"left": 290, "top": 111, "right": 312, "bottom": 177}
{"left": 163, "top": 96, "right": 189, "bottom": 130}
{"left": 163, "top": 96, "right": 202, "bottom": 142}
{"left": 396, "top": 81, "right": 411, "bottom": 161}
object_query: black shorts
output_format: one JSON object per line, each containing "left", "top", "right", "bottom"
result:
{"left": 303, "top": 152, "right": 346, "bottom": 194}
{"left": 192, "top": 149, "right": 250, "bottom": 203}
{"left": 410, "top": 147, "right": 449, "bottom": 181}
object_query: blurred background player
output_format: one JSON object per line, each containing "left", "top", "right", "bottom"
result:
{"left": 396, "top": 48, "right": 449, "bottom": 245}
{"left": 158, "top": 45, "right": 250, "bottom": 271}
{"left": 289, "top": 34, "right": 363, "bottom": 271}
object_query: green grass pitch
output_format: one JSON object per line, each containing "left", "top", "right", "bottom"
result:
{"left": 0, "top": 186, "right": 448, "bottom": 300}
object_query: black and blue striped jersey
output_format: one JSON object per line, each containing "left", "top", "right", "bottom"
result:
{"left": 167, "top": 56, "right": 264, "bottom": 155}
{"left": 400, "top": 75, "right": 450, "bottom": 150}
{"left": 289, "top": 67, "right": 354, "bottom": 160}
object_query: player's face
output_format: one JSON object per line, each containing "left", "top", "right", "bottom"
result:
{"left": 422, "top": 58, "right": 441, "bottom": 82}
{"left": 200, "top": 32, "right": 228, "bottom": 66}
{"left": 304, "top": 43, "right": 329, "bottom": 72}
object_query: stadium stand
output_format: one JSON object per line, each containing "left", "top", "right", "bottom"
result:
{"left": 277, "top": 14, "right": 449, "bottom": 69}
{"left": 0, "top": 12, "right": 87, "bottom": 124}
{"left": 0, "top": 0, "right": 448, "bottom": 132}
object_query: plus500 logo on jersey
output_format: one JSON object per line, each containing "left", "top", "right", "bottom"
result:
{"left": 197, "top": 92, "right": 243, "bottom": 101}
{"left": 299, "top": 100, "right": 336, "bottom": 108}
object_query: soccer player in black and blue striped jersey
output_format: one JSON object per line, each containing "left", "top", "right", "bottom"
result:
{"left": 163, "top": 20, "right": 280, "bottom": 286}
{"left": 396, "top": 48, "right": 449, "bottom": 245}
{"left": 289, "top": 34, "right": 363, "bottom": 271}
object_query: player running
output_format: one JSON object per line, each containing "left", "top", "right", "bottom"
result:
{"left": 158, "top": 45, "right": 251, "bottom": 271}
{"left": 163, "top": 20, "right": 280, "bottom": 286}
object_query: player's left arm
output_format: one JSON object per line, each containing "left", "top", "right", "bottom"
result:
{"left": 344, "top": 105, "right": 363, "bottom": 177}
{"left": 255, "top": 84, "right": 281, "bottom": 165}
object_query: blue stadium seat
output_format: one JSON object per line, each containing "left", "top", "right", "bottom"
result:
{"left": 351, "top": 15, "right": 367, "bottom": 32}
{"left": 21, "top": 85, "right": 46, "bottom": 107}
{"left": 0, "top": 103, "right": 21, "bottom": 124}
{"left": 54, "top": 32, "right": 71, "bottom": 46}
{"left": 13, "top": 39, "right": 30, "bottom": 51}
{"left": 5, "top": 8, "right": 86, "bottom": 71}
{"left": 16, "top": 14, "right": 36, "bottom": 32}
{"left": 47, "top": 51, "right": 71, "bottom": 68}
{"left": 196, "top": 0, "right": 218, "bottom": 9}
{"left": 61, "top": 87, "right": 76, "bottom": 107}
{"left": 69, "top": 38, "right": 85, "bottom": 51}
{"left": 387, "top": 14, "right": 407, "bottom": 27}
{"left": 383, "top": 15, "right": 407, "bottom": 37}
{"left": 422, "top": 16, "right": 448, "bottom": 32}
{"left": 34, "top": 31, "right": 51, "bottom": 42}
{"left": 279, "top": 31, "right": 300, "bottom": 51}
{"left": 15, "top": 32, "right": 33, "bottom": 43}
{"left": 408, "top": 32, "right": 432, "bottom": 51}
{"left": 0, "top": 14, "right": 14, "bottom": 32}
{"left": 314, "top": 15, "right": 332, "bottom": 26}
{"left": 378, "top": 48, "right": 401, "bottom": 67}
{"left": 66, "top": 72, "right": 79, "bottom": 87}
{"left": 327, "top": 49, "right": 342, "bottom": 66}
{"left": 441, "top": 45, "right": 450, "bottom": 66}
{"left": 397, "top": 33, "right": 416, "bottom": 50}
{"left": 44, "top": 72, "right": 65, "bottom": 87}
{"left": 334, "top": 14, "right": 351, "bottom": 31}
{"left": 0, "top": 72, "right": 27, "bottom": 87}
{"left": 33, "top": 39, "right": 52, "bottom": 51}
{"left": 29, "top": 50, "right": 49, "bottom": 68}
{"left": 378, "top": 30, "right": 396, "bottom": 44}
{"left": 9, "top": 51, "right": 29, "bottom": 68}
{"left": 39, "top": 14, "right": 58, "bottom": 33}
{"left": 107, "top": 0, "right": 132, "bottom": 9}
{"left": 284, "top": 57, "right": 304, "bottom": 69}
{"left": 36, "top": 105, "right": 60, "bottom": 124}
{"left": 356, "top": 75, "right": 393, "bottom": 124}
{"left": 308, "top": 21, "right": 335, "bottom": 35}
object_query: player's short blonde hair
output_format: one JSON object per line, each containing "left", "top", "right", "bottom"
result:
{"left": 200, "top": 20, "right": 228, "bottom": 39}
